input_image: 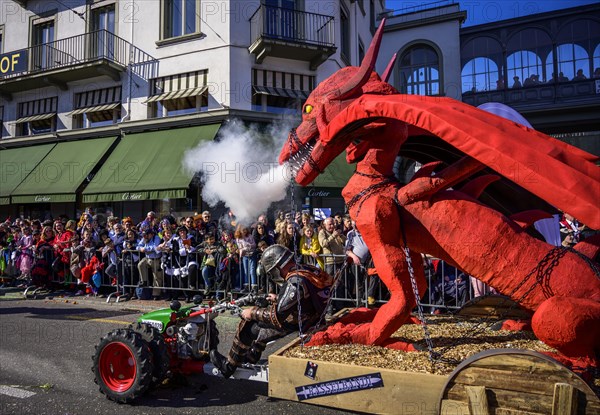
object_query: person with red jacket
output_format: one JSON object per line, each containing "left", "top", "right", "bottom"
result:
{"left": 52, "top": 220, "right": 74, "bottom": 278}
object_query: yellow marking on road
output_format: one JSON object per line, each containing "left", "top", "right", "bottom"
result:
{"left": 66, "top": 315, "right": 131, "bottom": 325}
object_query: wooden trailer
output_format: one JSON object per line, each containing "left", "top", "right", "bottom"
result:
{"left": 268, "top": 304, "right": 599, "bottom": 415}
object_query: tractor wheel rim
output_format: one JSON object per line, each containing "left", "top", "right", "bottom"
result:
{"left": 99, "top": 342, "right": 137, "bottom": 392}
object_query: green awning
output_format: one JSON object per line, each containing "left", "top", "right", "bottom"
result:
{"left": 312, "top": 153, "right": 355, "bottom": 188}
{"left": 82, "top": 124, "right": 221, "bottom": 203}
{"left": 0, "top": 143, "right": 56, "bottom": 205}
{"left": 11, "top": 137, "right": 118, "bottom": 204}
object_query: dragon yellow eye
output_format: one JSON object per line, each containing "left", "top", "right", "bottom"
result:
{"left": 304, "top": 104, "right": 313, "bottom": 114}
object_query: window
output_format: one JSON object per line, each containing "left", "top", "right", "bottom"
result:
{"left": 90, "top": 3, "right": 116, "bottom": 59}
{"left": 507, "top": 50, "right": 543, "bottom": 87}
{"left": 506, "top": 28, "right": 551, "bottom": 86}
{"left": 358, "top": 38, "right": 365, "bottom": 65}
{"left": 16, "top": 97, "right": 57, "bottom": 136}
{"left": 461, "top": 36, "right": 504, "bottom": 93}
{"left": 594, "top": 44, "right": 600, "bottom": 77}
{"left": 370, "top": 0, "right": 376, "bottom": 34}
{"left": 71, "top": 86, "right": 122, "bottom": 128}
{"left": 31, "top": 20, "right": 55, "bottom": 70}
{"left": 0, "top": 25, "right": 4, "bottom": 53}
{"left": 547, "top": 44, "right": 590, "bottom": 81}
{"left": 357, "top": 0, "right": 365, "bottom": 16}
{"left": 552, "top": 19, "right": 600, "bottom": 81}
{"left": 0, "top": 106, "right": 3, "bottom": 138}
{"left": 462, "top": 57, "right": 499, "bottom": 93}
{"left": 340, "top": 6, "right": 350, "bottom": 64}
{"left": 251, "top": 68, "right": 314, "bottom": 114}
{"left": 398, "top": 44, "right": 440, "bottom": 95}
{"left": 265, "top": 0, "right": 298, "bottom": 40}
{"left": 162, "top": 0, "right": 200, "bottom": 39}
{"left": 91, "top": 3, "right": 116, "bottom": 33}
{"left": 147, "top": 70, "right": 208, "bottom": 117}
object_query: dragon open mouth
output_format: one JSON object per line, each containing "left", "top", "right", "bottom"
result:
{"left": 286, "top": 128, "right": 317, "bottom": 179}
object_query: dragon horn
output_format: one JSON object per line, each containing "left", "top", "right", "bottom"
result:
{"left": 330, "top": 18, "right": 386, "bottom": 101}
{"left": 381, "top": 53, "right": 397, "bottom": 83}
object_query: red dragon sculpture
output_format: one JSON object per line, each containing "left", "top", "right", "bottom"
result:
{"left": 280, "top": 20, "right": 600, "bottom": 369}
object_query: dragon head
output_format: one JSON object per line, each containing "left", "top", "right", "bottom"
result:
{"left": 280, "top": 19, "right": 397, "bottom": 186}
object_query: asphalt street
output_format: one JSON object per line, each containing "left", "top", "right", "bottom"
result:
{"left": 0, "top": 294, "right": 359, "bottom": 415}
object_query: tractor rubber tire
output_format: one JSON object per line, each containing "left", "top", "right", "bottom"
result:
{"left": 130, "top": 322, "right": 170, "bottom": 388}
{"left": 92, "top": 328, "right": 154, "bottom": 403}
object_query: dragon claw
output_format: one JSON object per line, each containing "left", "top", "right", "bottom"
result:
{"left": 307, "top": 322, "right": 417, "bottom": 351}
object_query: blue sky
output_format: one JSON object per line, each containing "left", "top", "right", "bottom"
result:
{"left": 385, "top": 0, "right": 600, "bottom": 26}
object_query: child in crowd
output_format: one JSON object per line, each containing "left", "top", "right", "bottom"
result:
{"left": 299, "top": 225, "right": 323, "bottom": 269}
{"left": 69, "top": 235, "right": 85, "bottom": 295}
{"left": 217, "top": 241, "right": 240, "bottom": 296}
{"left": 16, "top": 226, "right": 34, "bottom": 287}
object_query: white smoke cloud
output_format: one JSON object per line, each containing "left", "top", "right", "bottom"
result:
{"left": 183, "top": 119, "right": 294, "bottom": 224}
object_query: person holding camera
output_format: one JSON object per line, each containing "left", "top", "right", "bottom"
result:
{"left": 210, "top": 244, "right": 333, "bottom": 378}
{"left": 318, "top": 217, "right": 346, "bottom": 276}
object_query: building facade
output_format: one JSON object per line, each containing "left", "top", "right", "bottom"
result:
{"left": 0, "top": 0, "right": 385, "bottom": 221}
{"left": 380, "top": 1, "right": 600, "bottom": 160}
{"left": 1, "top": 0, "right": 598, "bottom": 222}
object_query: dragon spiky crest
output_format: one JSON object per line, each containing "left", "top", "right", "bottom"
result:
{"left": 281, "top": 19, "right": 396, "bottom": 185}
{"left": 328, "top": 18, "right": 387, "bottom": 101}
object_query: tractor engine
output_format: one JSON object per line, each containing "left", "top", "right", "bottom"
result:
{"left": 165, "top": 313, "right": 219, "bottom": 360}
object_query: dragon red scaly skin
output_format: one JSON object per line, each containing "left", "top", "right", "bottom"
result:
{"left": 280, "top": 20, "right": 600, "bottom": 366}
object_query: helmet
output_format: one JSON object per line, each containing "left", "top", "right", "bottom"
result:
{"left": 260, "top": 244, "right": 293, "bottom": 285}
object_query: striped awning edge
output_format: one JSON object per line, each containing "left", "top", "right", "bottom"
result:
{"left": 144, "top": 86, "right": 208, "bottom": 103}
{"left": 68, "top": 103, "right": 121, "bottom": 116}
{"left": 253, "top": 86, "right": 309, "bottom": 99}
{"left": 14, "top": 113, "right": 56, "bottom": 123}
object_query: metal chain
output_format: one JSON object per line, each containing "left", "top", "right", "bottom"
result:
{"left": 433, "top": 245, "right": 598, "bottom": 365}
{"left": 288, "top": 129, "right": 305, "bottom": 345}
{"left": 346, "top": 171, "right": 397, "bottom": 216}
{"left": 305, "top": 261, "right": 349, "bottom": 337}
{"left": 397, "top": 206, "right": 439, "bottom": 362}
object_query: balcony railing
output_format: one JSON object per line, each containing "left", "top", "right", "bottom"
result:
{"left": 0, "top": 30, "right": 156, "bottom": 80}
{"left": 250, "top": 4, "right": 335, "bottom": 48}
{"left": 461, "top": 78, "right": 600, "bottom": 110}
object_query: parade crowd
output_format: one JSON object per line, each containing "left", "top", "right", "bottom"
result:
{"left": 1, "top": 207, "right": 586, "bottom": 309}
{"left": 0, "top": 209, "right": 379, "bottom": 305}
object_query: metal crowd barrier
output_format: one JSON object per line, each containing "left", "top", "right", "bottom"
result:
{"left": 9, "top": 242, "right": 495, "bottom": 310}
{"left": 316, "top": 254, "right": 493, "bottom": 313}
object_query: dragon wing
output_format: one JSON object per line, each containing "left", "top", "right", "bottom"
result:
{"left": 323, "top": 94, "right": 600, "bottom": 229}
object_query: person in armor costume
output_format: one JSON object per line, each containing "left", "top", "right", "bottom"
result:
{"left": 210, "top": 244, "right": 333, "bottom": 378}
